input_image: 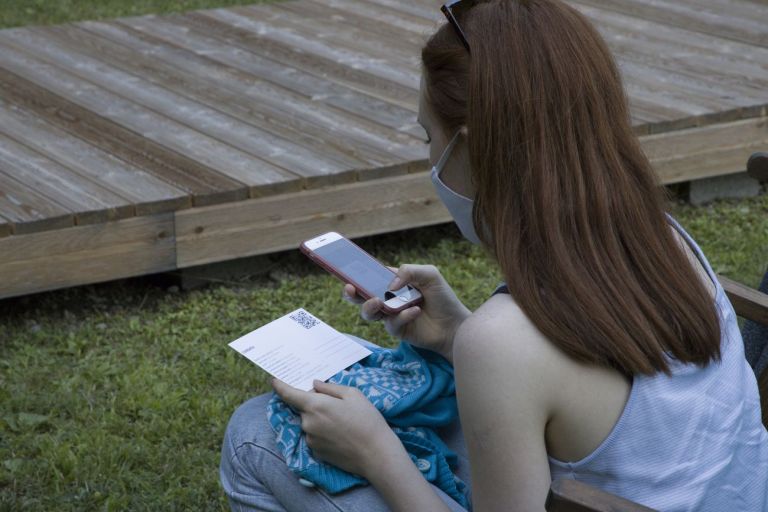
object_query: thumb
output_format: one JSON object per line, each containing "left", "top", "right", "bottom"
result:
{"left": 389, "top": 264, "right": 438, "bottom": 291}
{"left": 312, "top": 379, "right": 352, "bottom": 399}
{"left": 272, "top": 378, "right": 312, "bottom": 411}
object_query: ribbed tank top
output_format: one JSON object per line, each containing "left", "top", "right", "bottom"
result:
{"left": 494, "top": 214, "right": 768, "bottom": 510}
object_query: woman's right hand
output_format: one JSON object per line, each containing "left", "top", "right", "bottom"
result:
{"left": 343, "top": 264, "right": 471, "bottom": 363}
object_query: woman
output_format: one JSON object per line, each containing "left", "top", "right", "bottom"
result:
{"left": 220, "top": 0, "right": 768, "bottom": 510}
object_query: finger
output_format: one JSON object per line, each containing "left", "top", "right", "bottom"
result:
{"left": 361, "top": 298, "right": 385, "bottom": 322}
{"left": 389, "top": 264, "right": 437, "bottom": 291}
{"left": 384, "top": 306, "right": 421, "bottom": 336}
{"left": 312, "top": 379, "right": 352, "bottom": 399}
{"left": 342, "top": 284, "right": 364, "bottom": 305}
{"left": 272, "top": 378, "right": 313, "bottom": 411}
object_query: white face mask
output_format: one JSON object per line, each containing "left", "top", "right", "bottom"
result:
{"left": 429, "top": 130, "right": 482, "bottom": 245}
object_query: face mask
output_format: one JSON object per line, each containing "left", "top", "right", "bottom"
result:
{"left": 429, "top": 130, "right": 482, "bottom": 245}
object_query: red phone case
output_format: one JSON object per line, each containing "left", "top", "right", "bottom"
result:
{"left": 300, "top": 236, "right": 422, "bottom": 314}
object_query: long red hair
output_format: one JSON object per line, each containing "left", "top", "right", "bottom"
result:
{"left": 421, "top": 0, "right": 720, "bottom": 375}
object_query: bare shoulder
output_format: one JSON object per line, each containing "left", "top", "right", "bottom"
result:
{"left": 452, "top": 291, "right": 632, "bottom": 465}
{"left": 452, "top": 292, "right": 571, "bottom": 414}
{"left": 451, "top": 291, "right": 600, "bottom": 421}
{"left": 450, "top": 292, "right": 568, "bottom": 509}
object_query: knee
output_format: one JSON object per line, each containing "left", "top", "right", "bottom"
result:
{"left": 222, "top": 392, "right": 300, "bottom": 510}
{"left": 222, "top": 392, "right": 275, "bottom": 451}
{"left": 221, "top": 393, "right": 279, "bottom": 478}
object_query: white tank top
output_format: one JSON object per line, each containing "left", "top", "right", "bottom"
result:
{"left": 548, "top": 215, "right": 768, "bottom": 511}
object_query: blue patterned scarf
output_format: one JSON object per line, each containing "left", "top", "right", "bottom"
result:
{"left": 266, "top": 341, "right": 470, "bottom": 509}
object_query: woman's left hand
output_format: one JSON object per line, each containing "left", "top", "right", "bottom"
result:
{"left": 271, "top": 378, "right": 404, "bottom": 478}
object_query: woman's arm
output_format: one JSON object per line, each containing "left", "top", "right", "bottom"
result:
{"left": 271, "top": 379, "right": 455, "bottom": 512}
{"left": 364, "top": 445, "right": 455, "bottom": 512}
{"left": 452, "top": 295, "right": 556, "bottom": 511}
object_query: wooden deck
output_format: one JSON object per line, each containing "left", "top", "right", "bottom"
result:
{"left": 1, "top": 0, "right": 767, "bottom": 299}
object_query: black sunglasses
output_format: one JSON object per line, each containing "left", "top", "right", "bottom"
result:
{"left": 440, "top": 0, "right": 484, "bottom": 52}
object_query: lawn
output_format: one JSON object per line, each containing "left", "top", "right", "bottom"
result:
{"left": 0, "top": 1, "right": 767, "bottom": 510}
{"left": 2, "top": 192, "right": 767, "bottom": 510}
{"left": 0, "top": 0, "right": 268, "bottom": 29}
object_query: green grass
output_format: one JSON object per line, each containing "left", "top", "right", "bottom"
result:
{"left": 1, "top": 193, "right": 767, "bottom": 510}
{"left": 0, "top": 1, "right": 766, "bottom": 509}
{"left": 0, "top": 0, "right": 269, "bottom": 29}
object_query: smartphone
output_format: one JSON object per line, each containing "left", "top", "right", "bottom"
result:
{"left": 300, "top": 232, "right": 423, "bottom": 314}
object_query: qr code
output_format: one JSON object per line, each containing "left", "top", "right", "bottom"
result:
{"left": 290, "top": 310, "right": 319, "bottom": 329}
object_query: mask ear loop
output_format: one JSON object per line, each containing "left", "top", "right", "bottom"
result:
{"left": 435, "top": 129, "right": 463, "bottom": 177}
{"left": 434, "top": 128, "right": 472, "bottom": 201}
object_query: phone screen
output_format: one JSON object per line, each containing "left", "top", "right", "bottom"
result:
{"left": 313, "top": 238, "right": 406, "bottom": 301}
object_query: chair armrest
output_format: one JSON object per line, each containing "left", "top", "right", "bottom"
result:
{"left": 546, "top": 479, "right": 657, "bottom": 512}
{"left": 718, "top": 275, "right": 768, "bottom": 325}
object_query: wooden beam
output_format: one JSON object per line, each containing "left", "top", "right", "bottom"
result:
{"left": 718, "top": 274, "right": 768, "bottom": 326}
{"left": 175, "top": 171, "right": 451, "bottom": 268}
{"left": 641, "top": 115, "right": 768, "bottom": 184}
{"left": 546, "top": 479, "right": 658, "bottom": 512}
{"left": 0, "top": 213, "right": 175, "bottom": 300}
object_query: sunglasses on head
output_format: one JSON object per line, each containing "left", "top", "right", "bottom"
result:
{"left": 440, "top": 0, "right": 486, "bottom": 52}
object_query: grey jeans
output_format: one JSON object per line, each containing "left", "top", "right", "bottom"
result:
{"left": 219, "top": 336, "right": 473, "bottom": 512}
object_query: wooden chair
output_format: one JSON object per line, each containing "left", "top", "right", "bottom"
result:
{"left": 545, "top": 152, "right": 768, "bottom": 512}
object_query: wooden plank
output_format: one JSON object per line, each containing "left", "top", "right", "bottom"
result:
{"left": 201, "top": 7, "right": 419, "bottom": 90}
{"left": 182, "top": 9, "right": 419, "bottom": 108}
{"left": 402, "top": 0, "right": 768, "bottom": 108}
{"left": 0, "top": 35, "right": 301, "bottom": 197}
{"left": 175, "top": 171, "right": 452, "bottom": 267}
{"left": 0, "top": 67, "right": 248, "bottom": 208}
{"left": 675, "top": 0, "right": 768, "bottom": 26}
{"left": 0, "top": 28, "right": 353, "bottom": 188}
{"left": 46, "top": 23, "right": 424, "bottom": 180}
{"left": 586, "top": 26, "right": 768, "bottom": 109}
{"left": 357, "top": 0, "right": 438, "bottom": 22}
{"left": 570, "top": 3, "right": 768, "bottom": 89}
{"left": 35, "top": 24, "right": 367, "bottom": 188}
{"left": 0, "top": 131, "right": 134, "bottom": 226}
{"left": 640, "top": 116, "right": 768, "bottom": 184}
{"left": 306, "top": 0, "right": 651, "bottom": 128}
{"left": 547, "top": 478, "right": 657, "bottom": 512}
{"left": 615, "top": 55, "right": 767, "bottom": 113}
{"left": 250, "top": 1, "right": 424, "bottom": 70}
{"left": 281, "top": 0, "right": 673, "bottom": 128}
{"left": 0, "top": 96, "right": 190, "bottom": 216}
{"left": 324, "top": 0, "right": 656, "bottom": 127}
{"left": 106, "top": 17, "right": 424, "bottom": 139}
{"left": 362, "top": 0, "right": 768, "bottom": 129}
{"left": 574, "top": 0, "right": 768, "bottom": 49}
{"left": 78, "top": 20, "right": 426, "bottom": 164}
{"left": 306, "top": 0, "right": 438, "bottom": 36}
{"left": 0, "top": 164, "right": 74, "bottom": 235}
{"left": 195, "top": 2, "right": 661, "bottom": 128}
{"left": 78, "top": 22, "right": 424, "bottom": 160}
{"left": 719, "top": 275, "right": 768, "bottom": 326}
{"left": 0, "top": 212, "right": 175, "bottom": 300}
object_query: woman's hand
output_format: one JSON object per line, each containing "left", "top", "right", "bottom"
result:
{"left": 344, "top": 264, "right": 471, "bottom": 363}
{"left": 271, "top": 378, "right": 405, "bottom": 479}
